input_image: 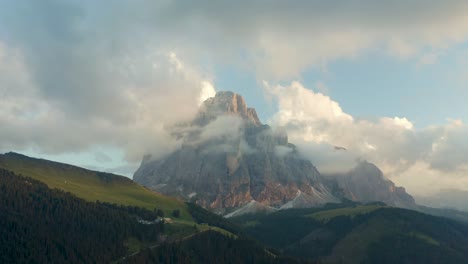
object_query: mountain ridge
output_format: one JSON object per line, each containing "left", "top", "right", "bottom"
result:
{"left": 134, "top": 91, "right": 415, "bottom": 213}
{"left": 0, "top": 151, "right": 193, "bottom": 220}
{"left": 328, "top": 161, "right": 416, "bottom": 209}
{"left": 134, "top": 91, "right": 343, "bottom": 211}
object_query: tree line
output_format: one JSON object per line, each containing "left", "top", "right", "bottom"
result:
{"left": 0, "top": 169, "right": 163, "bottom": 263}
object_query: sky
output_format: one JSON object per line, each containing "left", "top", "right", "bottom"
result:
{"left": 2, "top": 1, "right": 468, "bottom": 197}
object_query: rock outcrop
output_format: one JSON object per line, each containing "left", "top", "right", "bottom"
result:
{"left": 133, "top": 91, "right": 342, "bottom": 211}
{"left": 193, "top": 91, "right": 261, "bottom": 126}
{"left": 329, "top": 161, "right": 416, "bottom": 208}
{"left": 134, "top": 91, "right": 416, "bottom": 213}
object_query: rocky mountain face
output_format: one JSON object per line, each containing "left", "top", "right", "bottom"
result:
{"left": 193, "top": 92, "right": 261, "bottom": 126}
{"left": 134, "top": 91, "right": 416, "bottom": 213}
{"left": 134, "top": 91, "right": 342, "bottom": 211}
{"left": 328, "top": 161, "right": 416, "bottom": 208}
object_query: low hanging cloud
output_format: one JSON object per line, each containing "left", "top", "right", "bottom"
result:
{"left": 173, "top": 115, "right": 245, "bottom": 148}
{"left": 2, "top": 1, "right": 468, "bottom": 191}
{"left": 265, "top": 81, "right": 468, "bottom": 195}
{"left": 0, "top": 38, "right": 215, "bottom": 162}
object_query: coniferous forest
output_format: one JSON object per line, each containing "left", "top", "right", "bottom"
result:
{"left": 0, "top": 168, "right": 163, "bottom": 263}
{"left": 0, "top": 168, "right": 307, "bottom": 263}
{"left": 2, "top": 153, "right": 468, "bottom": 264}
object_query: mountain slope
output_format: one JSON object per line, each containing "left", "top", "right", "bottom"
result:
{"left": 1, "top": 168, "right": 307, "bottom": 264}
{"left": 0, "top": 168, "right": 164, "bottom": 263}
{"left": 232, "top": 203, "right": 468, "bottom": 264}
{"left": 124, "top": 229, "right": 314, "bottom": 264}
{"left": 0, "top": 152, "right": 192, "bottom": 220}
{"left": 328, "top": 161, "right": 416, "bottom": 208}
{"left": 134, "top": 91, "right": 342, "bottom": 211}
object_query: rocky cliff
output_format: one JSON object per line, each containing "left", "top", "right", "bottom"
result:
{"left": 133, "top": 91, "right": 342, "bottom": 211}
{"left": 328, "top": 161, "right": 416, "bottom": 208}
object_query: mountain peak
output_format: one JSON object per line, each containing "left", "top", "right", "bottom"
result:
{"left": 195, "top": 91, "right": 261, "bottom": 126}
{"left": 134, "top": 90, "right": 342, "bottom": 210}
{"left": 331, "top": 160, "right": 416, "bottom": 208}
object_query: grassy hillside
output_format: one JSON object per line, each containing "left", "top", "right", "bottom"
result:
{"left": 0, "top": 169, "right": 164, "bottom": 263}
{"left": 308, "top": 204, "right": 387, "bottom": 222}
{"left": 0, "top": 152, "right": 192, "bottom": 221}
{"left": 233, "top": 203, "right": 468, "bottom": 264}
{"left": 1, "top": 168, "right": 308, "bottom": 263}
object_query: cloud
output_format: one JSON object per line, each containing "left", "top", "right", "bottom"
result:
{"left": 152, "top": 0, "right": 468, "bottom": 78}
{"left": 159, "top": 114, "right": 251, "bottom": 158}
{"left": 0, "top": 1, "right": 224, "bottom": 163}
{"left": 85, "top": 164, "right": 139, "bottom": 178}
{"left": 94, "top": 152, "right": 112, "bottom": 163}
{"left": 396, "top": 161, "right": 468, "bottom": 196}
{"left": 193, "top": 115, "right": 244, "bottom": 146}
{"left": 274, "top": 145, "right": 293, "bottom": 158}
{"left": 3, "top": 1, "right": 466, "bottom": 85}
{"left": 199, "top": 81, "right": 217, "bottom": 105}
{"left": 2, "top": 0, "right": 468, "bottom": 189}
{"left": 0, "top": 37, "right": 213, "bottom": 162}
{"left": 418, "top": 51, "right": 442, "bottom": 66}
{"left": 265, "top": 81, "right": 468, "bottom": 195}
{"left": 426, "top": 120, "right": 468, "bottom": 171}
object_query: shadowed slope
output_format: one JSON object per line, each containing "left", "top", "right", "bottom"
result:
{"left": 0, "top": 152, "right": 192, "bottom": 220}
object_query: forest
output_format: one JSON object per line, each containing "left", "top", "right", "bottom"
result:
{"left": 232, "top": 204, "right": 468, "bottom": 263}
{"left": 0, "top": 168, "right": 308, "bottom": 263}
{"left": 0, "top": 168, "right": 163, "bottom": 263}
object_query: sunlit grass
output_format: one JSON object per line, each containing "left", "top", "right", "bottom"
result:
{"left": 409, "top": 231, "right": 439, "bottom": 246}
{"left": 0, "top": 154, "right": 193, "bottom": 221}
{"left": 308, "top": 205, "right": 386, "bottom": 222}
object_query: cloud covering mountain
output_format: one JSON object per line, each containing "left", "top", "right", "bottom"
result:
{"left": 265, "top": 81, "right": 468, "bottom": 195}
{"left": 1, "top": 1, "right": 468, "bottom": 196}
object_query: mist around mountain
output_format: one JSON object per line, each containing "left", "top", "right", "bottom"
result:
{"left": 0, "top": 92, "right": 463, "bottom": 263}
{"left": 134, "top": 91, "right": 416, "bottom": 214}
{"left": 327, "top": 161, "right": 416, "bottom": 209}
{"left": 134, "top": 92, "right": 344, "bottom": 212}
{"left": 416, "top": 189, "right": 468, "bottom": 212}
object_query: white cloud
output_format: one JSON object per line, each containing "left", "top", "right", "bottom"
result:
{"left": 387, "top": 38, "right": 418, "bottom": 59}
{"left": 394, "top": 161, "right": 468, "bottom": 196}
{"left": 194, "top": 115, "right": 244, "bottom": 146}
{"left": 418, "top": 51, "right": 441, "bottom": 66}
{"left": 199, "top": 81, "right": 216, "bottom": 105}
{"left": 2, "top": 1, "right": 468, "bottom": 191}
{"left": 274, "top": 145, "right": 293, "bottom": 158}
{"left": 265, "top": 81, "right": 468, "bottom": 195}
{"left": 297, "top": 142, "right": 360, "bottom": 174}
{"left": 264, "top": 81, "right": 353, "bottom": 127}
{"left": 2, "top": 1, "right": 463, "bottom": 83}
{"left": 0, "top": 44, "right": 212, "bottom": 162}
{"left": 147, "top": 0, "right": 468, "bottom": 79}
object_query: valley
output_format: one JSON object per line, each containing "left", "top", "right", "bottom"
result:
{"left": 2, "top": 150, "right": 468, "bottom": 263}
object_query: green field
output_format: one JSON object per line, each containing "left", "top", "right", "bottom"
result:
{"left": 408, "top": 231, "right": 439, "bottom": 246}
{"left": 0, "top": 152, "right": 193, "bottom": 221}
{"left": 308, "top": 204, "right": 386, "bottom": 222}
{"left": 233, "top": 205, "right": 468, "bottom": 263}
